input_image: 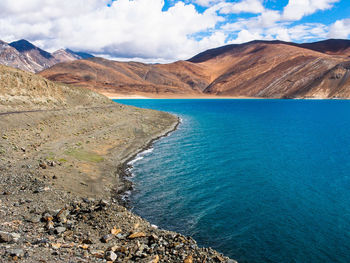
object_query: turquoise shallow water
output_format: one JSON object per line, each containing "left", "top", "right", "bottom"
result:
{"left": 115, "top": 99, "right": 350, "bottom": 263}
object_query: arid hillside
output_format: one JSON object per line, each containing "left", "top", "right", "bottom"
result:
{"left": 0, "top": 64, "right": 110, "bottom": 111}
{"left": 39, "top": 39, "right": 350, "bottom": 98}
{"left": 39, "top": 57, "right": 211, "bottom": 97}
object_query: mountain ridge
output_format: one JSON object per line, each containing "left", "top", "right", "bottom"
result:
{"left": 0, "top": 39, "right": 94, "bottom": 73}
{"left": 39, "top": 39, "right": 350, "bottom": 99}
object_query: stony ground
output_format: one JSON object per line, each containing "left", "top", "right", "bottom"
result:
{"left": 0, "top": 102, "right": 235, "bottom": 263}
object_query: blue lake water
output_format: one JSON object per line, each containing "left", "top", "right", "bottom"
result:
{"left": 115, "top": 99, "right": 350, "bottom": 263}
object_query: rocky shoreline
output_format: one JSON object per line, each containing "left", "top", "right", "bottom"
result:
{"left": 0, "top": 100, "right": 235, "bottom": 262}
{"left": 116, "top": 117, "right": 181, "bottom": 208}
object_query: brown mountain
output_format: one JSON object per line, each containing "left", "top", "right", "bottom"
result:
{"left": 0, "top": 39, "right": 94, "bottom": 73}
{"left": 39, "top": 57, "right": 210, "bottom": 97}
{"left": 40, "top": 39, "right": 350, "bottom": 99}
{"left": 52, "top": 49, "right": 81, "bottom": 63}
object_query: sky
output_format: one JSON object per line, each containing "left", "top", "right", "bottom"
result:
{"left": 0, "top": 0, "right": 349, "bottom": 62}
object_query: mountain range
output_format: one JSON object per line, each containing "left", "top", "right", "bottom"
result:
{"left": 1, "top": 38, "right": 350, "bottom": 99}
{"left": 0, "top": 39, "right": 93, "bottom": 73}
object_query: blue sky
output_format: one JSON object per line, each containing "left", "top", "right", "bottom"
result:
{"left": 0, "top": 0, "right": 349, "bottom": 62}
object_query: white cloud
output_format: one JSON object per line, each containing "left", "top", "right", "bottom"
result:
{"left": 282, "top": 0, "right": 340, "bottom": 21}
{"left": 223, "top": 11, "right": 329, "bottom": 44}
{"left": 219, "top": 0, "right": 265, "bottom": 14}
{"left": 194, "top": 0, "right": 221, "bottom": 7}
{"left": 229, "top": 29, "right": 264, "bottom": 43}
{"left": 0, "top": 0, "right": 224, "bottom": 61}
{"left": 329, "top": 19, "right": 350, "bottom": 39}
{"left": 0, "top": 0, "right": 344, "bottom": 62}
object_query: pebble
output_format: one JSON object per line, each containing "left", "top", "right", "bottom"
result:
{"left": 105, "top": 251, "right": 117, "bottom": 261}
{"left": 128, "top": 232, "right": 146, "bottom": 239}
{"left": 55, "top": 227, "right": 66, "bottom": 234}
{"left": 0, "top": 232, "right": 20, "bottom": 243}
{"left": 8, "top": 248, "right": 24, "bottom": 258}
{"left": 24, "top": 215, "right": 41, "bottom": 223}
{"left": 101, "top": 234, "right": 114, "bottom": 243}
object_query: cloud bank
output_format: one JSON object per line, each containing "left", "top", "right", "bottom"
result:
{"left": 0, "top": 0, "right": 348, "bottom": 62}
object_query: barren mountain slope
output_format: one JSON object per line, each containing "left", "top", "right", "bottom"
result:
{"left": 52, "top": 49, "right": 81, "bottom": 63}
{"left": 39, "top": 39, "right": 350, "bottom": 98}
{"left": 0, "top": 40, "right": 38, "bottom": 72}
{"left": 40, "top": 57, "right": 207, "bottom": 96}
{"left": 9, "top": 39, "right": 58, "bottom": 72}
{"left": 299, "top": 39, "right": 350, "bottom": 56}
{"left": 0, "top": 39, "right": 92, "bottom": 73}
{"left": 197, "top": 42, "right": 348, "bottom": 98}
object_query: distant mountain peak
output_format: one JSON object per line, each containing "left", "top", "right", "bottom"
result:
{"left": 10, "top": 39, "right": 53, "bottom": 59}
{"left": 66, "top": 49, "right": 94, "bottom": 59}
{"left": 0, "top": 39, "right": 94, "bottom": 73}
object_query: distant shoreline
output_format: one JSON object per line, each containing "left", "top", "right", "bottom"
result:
{"left": 105, "top": 93, "right": 350, "bottom": 100}
{"left": 105, "top": 93, "right": 262, "bottom": 100}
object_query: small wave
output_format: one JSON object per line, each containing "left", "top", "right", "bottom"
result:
{"left": 142, "top": 148, "right": 154, "bottom": 154}
{"left": 128, "top": 147, "right": 154, "bottom": 165}
{"left": 128, "top": 156, "right": 144, "bottom": 165}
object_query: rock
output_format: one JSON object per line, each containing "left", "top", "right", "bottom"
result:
{"left": 39, "top": 161, "right": 47, "bottom": 169}
{"left": 116, "top": 233, "right": 125, "bottom": 239}
{"left": 51, "top": 243, "right": 62, "bottom": 250}
{"left": 215, "top": 255, "right": 226, "bottom": 262}
{"left": 111, "top": 227, "right": 121, "bottom": 235}
{"left": 101, "top": 234, "right": 114, "bottom": 243}
{"left": 149, "top": 233, "right": 159, "bottom": 241}
{"left": 24, "top": 215, "right": 41, "bottom": 223}
{"left": 32, "top": 238, "right": 49, "bottom": 245}
{"left": 91, "top": 250, "right": 104, "bottom": 259}
{"left": 42, "top": 213, "right": 53, "bottom": 222}
{"left": 227, "top": 260, "right": 238, "bottom": 263}
{"left": 11, "top": 233, "right": 20, "bottom": 242}
{"left": 8, "top": 248, "right": 24, "bottom": 258}
{"left": 46, "top": 221, "right": 54, "bottom": 230}
{"left": 56, "top": 208, "right": 69, "bottom": 223}
{"left": 105, "top": 251, "right": 117, "bottom": 261}
{"left": 147, "top": 255, "right": 160, "bottom": 263}
{"left": 21, "top": 147, "right": 26, "bottom": 152}
{"left": 0, "top": 232, "right": 18, "bottom": 243}
{"left": 83, "top": 197, "right": 95, "bottom": 203}
{"left": 184, "top": 255, "right": 193, "bottom": 263}
{"left": 128, "top": 232, "right": 146, "bottom": 239}
{"left": 48, "top": 161, "right": 56, "bottom": 167}
{"left": 99, "top": 199, "right": 109, "bottom": 206}
{"left": 82, "top": 238, "right": 93, "bottom": 244}
{"left": 78, "top": 244, "right": 90, "bottom": 250}
{"left": 55, "top": 227, "right": 66, "bottom": 234}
